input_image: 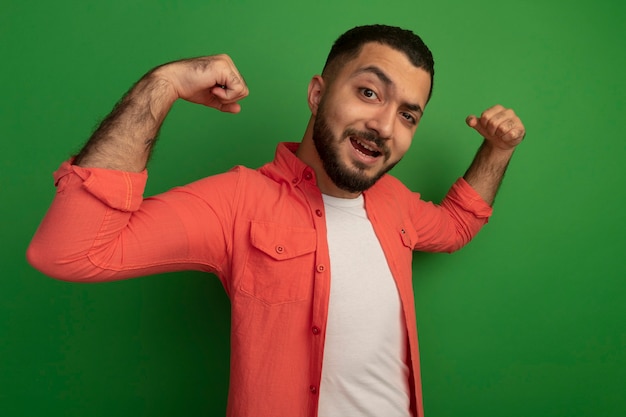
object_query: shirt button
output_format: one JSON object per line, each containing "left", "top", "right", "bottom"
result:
{"left": 312, "top": 326, "right": 320, "bottom": 335}
{"left": 304, "top": 171, "right": 313, "bottom": 180}
{"left": 275, "top": 245, "right": 284, "bottom": 254}
{"left": 292, "top": 178, "right": 298, "bottom": 184}
{"left": 315, "top": 209, "right": 323, "bottom": 217}
{"left": 316, "top": 264, "right": 325, "bottom": 273}
{"left": 309, "top": 385, "right": 318, "bottom": 394}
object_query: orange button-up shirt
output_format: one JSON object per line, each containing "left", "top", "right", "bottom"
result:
{"left": 28, "top": 142, "right": 492, "bottom": 417}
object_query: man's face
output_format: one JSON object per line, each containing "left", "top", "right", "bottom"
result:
{"left": 312, "top": 42, "right": 432, "bottom": 194}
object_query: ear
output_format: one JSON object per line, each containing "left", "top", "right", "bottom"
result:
{"left": 307, "top": 75, "right": 325, "bottom": 116}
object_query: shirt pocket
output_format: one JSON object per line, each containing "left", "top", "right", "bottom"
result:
{"left": 240, "top": 221, "right": 317, "bottom": 305}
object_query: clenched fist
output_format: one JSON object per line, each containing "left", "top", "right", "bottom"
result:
{"left": 153, "top": 54, "right": 249, "bottom": 114}
{"left": 466, "top": 105, "right": 525, "bottom": 151}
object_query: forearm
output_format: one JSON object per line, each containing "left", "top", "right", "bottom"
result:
{"left": 73, "top": 55, "right": 248, "bottom": 172}
{"left": 74, "top": 70, "right": 178, "bottom": 172}
{"left": 462, "top": 104, "right": 525, "bottom": 205}
{"left": 463, "top": 140, "right": 515, "bottom": 206}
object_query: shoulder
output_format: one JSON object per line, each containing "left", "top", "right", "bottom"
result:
{"left": 183, "top": 165, "right": 271, "bottom": 190}
{"left": 368, "top": 174, "right": 417, "bottom": 200}
{"left": 177, "top": 164, "right": 292, "bottom": 208}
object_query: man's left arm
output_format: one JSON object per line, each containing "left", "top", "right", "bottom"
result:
{"left": 463, "top": 104, "right": 526, "bottom": 205}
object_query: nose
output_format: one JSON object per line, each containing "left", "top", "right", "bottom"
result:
{"left": 365, "top": 105, "right": 395, "bottom": 139}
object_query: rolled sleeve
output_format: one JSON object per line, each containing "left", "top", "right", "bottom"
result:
{"left": 446, "top": 177, "right": 493, "bottom": 219}
{"left": 54, "top": 161, "right": 147, "bottom": 212}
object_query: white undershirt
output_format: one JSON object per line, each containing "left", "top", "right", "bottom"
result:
{"left": 318, "top": 194, "right": 410, "bottom": 417}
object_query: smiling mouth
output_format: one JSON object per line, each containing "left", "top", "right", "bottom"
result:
{"left": 350, "top": 137, "right": 381, "bottom": 158}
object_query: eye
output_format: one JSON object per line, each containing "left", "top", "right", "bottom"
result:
{"left": 400, "top": 111, "right": 417, "bottom": 125}
{"left": 360, "top": 88, "right": 378, "bottom": 100}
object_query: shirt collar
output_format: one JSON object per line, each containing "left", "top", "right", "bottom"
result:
{"left": 261, "top": 142, "right": 317, "bottom": 187}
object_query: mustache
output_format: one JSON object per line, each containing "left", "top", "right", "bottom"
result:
{"left": 344, "top": 128, "right": 389, "bottom": 155}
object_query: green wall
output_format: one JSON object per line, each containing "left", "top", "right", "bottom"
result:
{"left": 2, "top": 0, "right": 624, "bottom": 416}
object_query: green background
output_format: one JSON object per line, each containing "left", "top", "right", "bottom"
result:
{"left": 2, "top": 0, "right": 624, "bottom": 416}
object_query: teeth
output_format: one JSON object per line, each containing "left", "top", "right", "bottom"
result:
{"left": 356, "top": 139, "right": 376, "bottom": 152}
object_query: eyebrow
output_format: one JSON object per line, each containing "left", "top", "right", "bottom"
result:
{"left": 353, "top": 65, "right": 393, "bottom": 85}
{"left": 351, "top": 65, "right": 424, "bottom": 115}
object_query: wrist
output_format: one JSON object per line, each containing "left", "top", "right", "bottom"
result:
{"left": 144, "top": 66, "right": 180, "bottom": 105}
{"left": 480, "top": 139, "right": 516, "bottom": 161}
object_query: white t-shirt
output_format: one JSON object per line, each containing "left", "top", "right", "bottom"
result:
{"left": 318, "top": 193, "right": 410, "bottom": 417}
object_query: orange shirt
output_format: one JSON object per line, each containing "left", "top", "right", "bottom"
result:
{"left": 27, "top": 142, "right": 492, "bottom": 417}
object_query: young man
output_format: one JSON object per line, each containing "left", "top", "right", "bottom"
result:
{"left": 28, "top": 25, "right": 525, "bottom": 417}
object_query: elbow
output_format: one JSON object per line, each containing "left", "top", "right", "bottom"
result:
{"left": 443, "top": 222, "right": 482, "bottom": 254}
{"left": 26, "top": 238, "right": 96, "bottom": 282}
{"left": 26, "top": 239, "right": 70, "bottom": 281}
{"left": 440, "top": 207, "right": 488, "bottom": 254}
{"left": 443, "top": 234, "right": 474, "bottom": 254}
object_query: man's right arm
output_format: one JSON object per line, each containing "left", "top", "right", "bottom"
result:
{"left": 27, "top": 55, "right": 248, "bottom": 281}
{"left": 74, "top": 54, "right": 249, "bottom": 172}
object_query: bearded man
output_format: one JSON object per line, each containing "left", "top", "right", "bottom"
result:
{"left": 28, "top": 24, "right": 525, "bottom": 417}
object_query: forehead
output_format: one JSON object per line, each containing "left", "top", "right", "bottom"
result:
{"left": 350, "top": 42, "right": 413, "bottom": 66}
{"left": 336, "top": 42, "right": 431, "bottom": 107}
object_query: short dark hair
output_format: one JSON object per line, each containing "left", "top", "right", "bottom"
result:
{"left": 322, "top": 24, "right": 435, "bottom": 100}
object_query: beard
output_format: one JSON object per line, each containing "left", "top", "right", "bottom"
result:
{"left": 312, "top": 103, "right": 398, "bottom": 194}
